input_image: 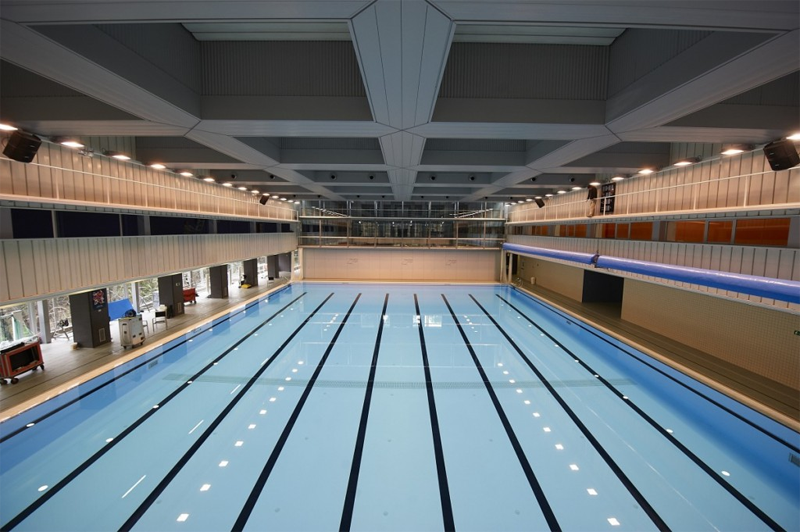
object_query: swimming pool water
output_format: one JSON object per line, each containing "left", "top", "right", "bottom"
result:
{"left": 0, "top": 283, "right": 797, "bottom": 531}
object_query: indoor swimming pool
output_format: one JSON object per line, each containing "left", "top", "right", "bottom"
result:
{"left": 0, "top": 283, "right": 798, "bottom": 532}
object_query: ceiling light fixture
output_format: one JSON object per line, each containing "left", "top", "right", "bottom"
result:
{"left": 222, "top": 182, "right": 233, "bottom": 187}
{"left": 251, "top": 189, "right": 259, "bottom": 194}
{"left": 787, "top": 132, "right": 800, "bottom": 141}
{"left": 572, "top": 186, "right": 582, "bottom": 191}
{"left": 150, "top": 163, "right": 166, "bottom": 170}
{"left": 203, "top": 177, "right": 215, "bottom": 183}
{"left": 545, "top": 193, "right": 554, "bottom": 197}
{"left": 721, "top": 144, "right": 752, "bottom": 156}
{"left": 180, "top": 171, "right": 194, "bottom": 177}
{"left": 557, "top": 190, "right": 567, "bottom": 194}
{"left": 611, "top": 176, "right": 625, "bottom": 181}
{"left": 673, "top": 157, "right": 700, "bottom": 167}
{"left": 60, "top": 139, "right": 84, "bottom": 149}
{"left": 0, "top": 123, "right": 18, "bottom": 131}
{"left": 238, "top": 186, "right": 248, "bottom": 191}
{"left": 638, "top": 168, "right": 655, "bottom": 175}
{"left": 589, "top": 181, "right": 601, "bottom": 186}
{"left": 525, "top": 198, "right": 533, "bottom": 202}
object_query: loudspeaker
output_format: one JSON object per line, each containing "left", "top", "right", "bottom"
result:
{"left": 763, "top": 139, "right": 799, "bottom": 171}
{"left": 3, "top": 131, "right": 41, "bottom": 163}
{"left": 534, "top": 198, "right": 545, "bottom": 208}
{"left": 259, "top": 195, "right": 268, "bottom": 205}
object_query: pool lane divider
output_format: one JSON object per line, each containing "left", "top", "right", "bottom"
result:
{"left": 0, "top": 284, "right": 294, "bottom": 445}
{"left": 505, "top": 288, "right": 800, "bottom": 455}
{"left": 339, "top": 293, "right": 389, "bottom": 532}
{"left": 494, "top": 294, "right": 786, "bottom": 531}
{"left": 468, "top": 294, "right": 671, "bottom": 532}
{"left": 0, "top": 290, "right": 308, "bottom": 532}
{"left": 440, "top": 295, "right": 561, "bottom": 532}
{"left": 232, "top": 293, "right": 362, "bottom": 532}
{"left": 114, "top": 292, "right": 334, "bottom": 532}
{"left": 413, "top": 294, "right": 456, "bottom": 532}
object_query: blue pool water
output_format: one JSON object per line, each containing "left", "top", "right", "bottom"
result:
{"left": 0, "top": 283, "right": 798, "bottom": 531}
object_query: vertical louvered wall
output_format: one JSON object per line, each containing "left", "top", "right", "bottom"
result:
{"left": 0, "top": 140, "right": 297, "bottom": 221}
{"left": 507, "top": 234, "right": 800, "bottom": 312}
{"left": 509, "top": 149, "right": 800, "bottom": 222}
{"left": 0, "top": 233, "right": 297, "bottom": 305}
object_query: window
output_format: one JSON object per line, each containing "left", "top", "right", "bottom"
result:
{"left": 630, "top": 222, "right": 653, "bottom": 240}
{"left": 707, "top": 221, "right": 732, "bottom": 243}
{"left": 666, "top": 221, "right": 705, "bottom": 243}
{"left": 735, "top": 218, "right": 790, "bottom": 246}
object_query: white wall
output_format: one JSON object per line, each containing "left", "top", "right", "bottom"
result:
{"left": 1, "top": 233, "right": 297, "bottom": 305}
{"left": 303, "top": 248, "right": 500, "bottom": 282}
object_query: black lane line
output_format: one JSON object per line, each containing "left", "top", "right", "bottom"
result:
{"left": 340, "top": 293, "right": 389, "bottom": 532}
{"left": 495, "top": 294, "right": 786, "bottom": 531}
{"left": 506, "top": 287, "right": 800, "bottom": 454}
{"left": 441, "top": 295, "right": 561, "bottom": 532}
{"left": 1, "top": 291, "right": 308, "bottom": 532}
{"left": 116, "top": 293, "right": 333, "bottom": 532}
{"left": 413, "top": 294, "right": 455, "bottom": 532}
{"left": 0, "top": 284, "right": 293, "bottom": 445}
{"left": 469, "top": 295, "right": 671, "bottom": 532}
{"left": 232, "top": 293, "right": 362, "bottom": 532}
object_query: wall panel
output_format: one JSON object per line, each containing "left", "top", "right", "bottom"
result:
{"left": 302, "top": 248, "right": 499, "bottom": 283}
{"left": 622, "top": 279, "right": 799, "bottom": 390}
{"left": 0, "top": 233, "right": 296, "bottom": 305}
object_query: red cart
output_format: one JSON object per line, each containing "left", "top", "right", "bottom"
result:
{"left": 0, "top": 339, "right": 44, "bottom": 385}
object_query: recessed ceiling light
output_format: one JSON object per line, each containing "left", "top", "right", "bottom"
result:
{"left": 611, "top": 176, "right": 625, "bottom": 181}
{"left": 280, "top": 197, "right": 287, "bottom": 201}
{"left": 545, "top": 193, "right": 553, "bottom": 197}
{"left": 112, "top": 154, "right": 130, "bottom": 160}
{"left": 787, "top": 132, "right": 800, "bottom": 141}
{"left": 61, "top": 140, "right": 84, "bottom": 149}
{"left": 589, "top": 181, "right": 601, "bottom": 186}
{"left": 203, "top": 177, "right": 215, "bottom": 182}
{"left": 222, "top": 182, "right": 233, "bottom": 187}
{"left": 0, "top": 123, "right": 18, "bottom": 131}
{"left": 638, "top": 168, "right": 654, "bottom": 175}
{"left": 517, "top": 200, "right": 524, "bottom": 203}
{"left": 150, "top": 163, "right": 166, "bottom": 170}
{"left": 238, "top": 186, "right": 248, "bottom": 191}
{"left": 525, "top": 198, "right": 533, "bottom": 202}
{"left": 251, "top": 189, "right": 259, "bottom": 194}
{"left": 557, "top": 190, "right": 566, "bottom": 194}
{"left": 180, "top": 171, "right": 194, "bottom": 177}
{"left": 534, "top": 196, "right": 542, "bottom": 199}
{"left": 571, "top": 186, "right": 582, "bottom": 191}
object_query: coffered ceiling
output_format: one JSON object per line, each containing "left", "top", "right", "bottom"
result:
{"left": 1, "top": 1, "right": 798, "bottom": 203}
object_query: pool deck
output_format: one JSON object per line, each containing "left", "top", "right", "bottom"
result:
{"left": 1, "top": 279, "right": 797, "bottom": 432}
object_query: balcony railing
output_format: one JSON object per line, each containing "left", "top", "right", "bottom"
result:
{"left": 298, "top": 236, "right": 504, "bottom": 248}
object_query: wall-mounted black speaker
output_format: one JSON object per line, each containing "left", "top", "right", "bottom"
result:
{"left": 763, "top": 139, "right": 799, "bottom": 171}
{"left": 3, "top": 131, "right": 41, "bottom": 163}
{"left": 534, "top": 198, "right": 545, "bottom": 208}
{"left": 259, "top": 195, "right": 268, "bottom": 205}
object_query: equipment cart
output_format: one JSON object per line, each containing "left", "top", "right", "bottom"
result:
{"left": 0, "top": 339, "right": 44, "bottom": 384}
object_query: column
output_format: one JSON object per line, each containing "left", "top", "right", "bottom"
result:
{"left": 69, "top": 289, "right": 110, "bottom": 348}
{"left": 242, "top": 258, "right": 258, "bottom": 287}
{"left": 208, "top": 265, "right": 229, "bottom": 298}
{"left": 157, "top": 274, "right": 185, "bottom": 317}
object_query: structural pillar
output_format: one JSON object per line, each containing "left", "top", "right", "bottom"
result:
{"left": 278, "top": 252, "right": 292, "bottom": 278}
{"left": 69, "top": 288, "right": 110, "bottom": 348}
{"left": 242, "top": 258, "right": 258, "bottom": 287}
{"left": 157, "top": 274, "right": 185, "bottom": 318}
{"left": 267, "top": 255, "right": 279, "bottom": 280}
{"left": 208, "top": 265, "right": 229, "bottom": 298}
{"left": 35, "top": 300, "right": 52, "bottom": 344}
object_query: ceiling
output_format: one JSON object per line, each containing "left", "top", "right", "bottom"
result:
{"left": 0, "top": 1, "right": 798, "bottom": 204}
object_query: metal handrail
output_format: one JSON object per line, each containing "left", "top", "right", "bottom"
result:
{"left": 298, "top": 236, "right": 504, "bottom": 248}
